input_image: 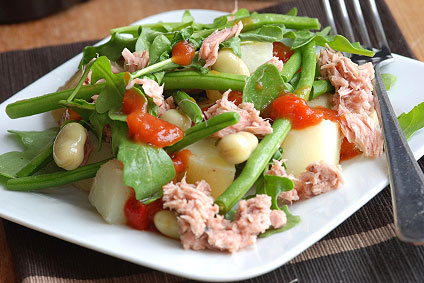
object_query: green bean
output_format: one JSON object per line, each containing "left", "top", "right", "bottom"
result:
{"left": 172, "top": 90, "right": 204, "bottom": 124}
{"left": 6, "top": 84, "right": 105, "bottom": 119}
{"left": 289, "top": 72, "right": 301, "bottom": 87}
{"left": 294, "top": 41, "right": 316, "bottom": 100}
{"left": 110, "top": 23, "right": 207, "bottom": 35}
{"left": 15, "top": 144, "right": 53, "bottom": 178}
{"left": 6, "top": 159, "right": 110, "bottom": 191}
{"left": 165, "top": 112, "right": 240, "bottom": 154}
{"left": 163, "top": 71, "right": 246, "bottom": 91}
{"left": 310, "top": 80, "right": 334, "bottom": 100}
{"left": 240, "top": 13, "right": 321, "bottom": 32}
{"left": 281, "top": 49, "right": 302, "bottom": 83}
{"left": 215, "top": 118, "right": 291, "bottom": 213}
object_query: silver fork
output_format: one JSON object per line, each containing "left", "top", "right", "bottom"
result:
{"left": 322, "top": 0, "right": 424, "bottom": 243}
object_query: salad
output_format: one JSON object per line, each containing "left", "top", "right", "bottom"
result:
{"left": 0, "top": 8, "right": 422, "bottom": 253}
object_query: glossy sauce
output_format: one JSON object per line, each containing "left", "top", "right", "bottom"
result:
{"left": 339, "top": 137, "right": 362, "bottom": 161}
{"left": 64, "top": 108, "right": 82, "bottom": 121}
{"left": 172, "top": 40, "right": 195, "bottom": 66}
{"left": 122, "top": 88, "right": 147, "bottom": 114}
{"left": 273, "top": 42, "right": 294, "bottom": 63}
{"left": 171, "top": 149, "right": 192, "bottom": 175}
{"left": 124, "top": 191, "right": 164, "bottom": 231}
{"left": 270, "top": 93, "right": 339, "bottom": 129}
{"left": 228, "top": 90, "right": 243, "bottom": 106}
{"left": 127, "top": 111, "right": 184, "bottom": 147}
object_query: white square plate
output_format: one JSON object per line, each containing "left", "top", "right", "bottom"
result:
{"left": 1, "top": 9, "right": 424, "bottom": 282}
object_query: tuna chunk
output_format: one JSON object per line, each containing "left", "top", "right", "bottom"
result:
{"left": 319, "top": 47, "right": 383, "bottom": 158}
{"left": 126, "top": 78, "right": 164, "bottom": 107}
{"left": 199, "top": 21, "right": 243, "bottom": 68}
{"left": 267, "top": 56, "right": 284, "bottom": 72}
{"left": 339, "top": 111, "right": 383, "bottom": 158}
{"left": 157, "top": 96, "right": 176, "bottom": 117}
{"left": 162, "top": 177, "right": 286, "bottom": 253}
{"left": 122, "top": 48, "right": 149, "bottom": 73}
{"left": 268, "top": 159, "right": 343, "bottom": 202}
{"left": 296, "top": 161, "right": 343, "bottom": 199}
{"left": 204, "top": 90, "right": 273, "bottom": 137}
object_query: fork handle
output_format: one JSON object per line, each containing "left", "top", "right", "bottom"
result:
{"left": 374, "top": 63, "right": 424, "bottom": 243}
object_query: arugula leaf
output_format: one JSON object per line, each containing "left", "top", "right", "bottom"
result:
{"left": 89, "top": 112, "right": 111, "bottom": 148}
{"left": 149, "top": 34, "right": 171, "bottom": 65}
{"left": 91, "top": 56, "right": 127, "bottom": 113}
{"left": 59, "top": 99, "right": 95, "bottom": 121}
{"left": 398, "top": 102, "right": 424, "bottom": 140}
{"left": 239, "top": 25, "right": 285, "bottom": 42}
{"left": 182, "top": 10, "right": 194, "bottom": 23}
{"left": 80, "top": 33, "right": 137, "bottom": 67}
{"left": 0, "top": 128, "right": 59, "bottom": 178}
{"left": 382, "top": 73, "right": 397, "bottom": 91}
{"left": 135, "top": 27, "right": 165, "bottom": 53}
{"left": 288, "top": 26, "right": 331, "bottom": 49}
{"left": 259, "top": 205, "right": 301, "bottom": 238}
{"left": 110, "top": 120, "right": 128, "bottom": 155}
{"left": 286, "top": 7, "right": 298, "bottom": 16}
{"left": 243, "top": 63, "right": 293, "bottom": 111}
{"left": 220, "top": 37, "right": 241, "bottom": 57}
{"left": 117, "top": 140, "right": 175, "bottom": 200}
{"left": 263, "top": 175, "right": 294, "bottom": 210}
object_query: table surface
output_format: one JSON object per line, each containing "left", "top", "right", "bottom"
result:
{"left": 0, "top": 0, "right": 423, "bottom": 282}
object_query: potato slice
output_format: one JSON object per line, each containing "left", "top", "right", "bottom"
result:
{"left": 88, "top": 159, "right": 133, "bottom": 224}
{"left": 240, "top": 41, "right": 273, "bottom": 73}
{"left": 282, "top": 120, "right": 341, "bottom": 177}
{"left": 185, "top": 138, "right": 236, "bottom": 199}
{"left": 212, "top": 48, "right": 250, "bottom": 76}
{"left": 307, "top": 93, "right": 332, "bottom": 109}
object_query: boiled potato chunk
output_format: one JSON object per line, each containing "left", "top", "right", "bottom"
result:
{"left": 185, "top": 138, "right": 236, "bottom": 199}
{"left": 240, "top": 41, "right": 273, "bottom": 73}
{"left": 88, "top": 159, "right": 133, "bottom": 224}
{"left": 307, "top": 93, "right": 332, "bottom": 109}
{"left": 282, "top": 120, "right": 341, "bottom": 177}
{"left": 212, "top": 48, "right": 250, "bottom": 76}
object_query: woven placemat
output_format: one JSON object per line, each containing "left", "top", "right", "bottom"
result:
{"left": 1, "top": 0, "right": 424, "bottom": 282}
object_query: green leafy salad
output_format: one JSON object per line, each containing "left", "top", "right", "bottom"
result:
{"left": 1, "top": 8, "right": 423, "bottom": 253}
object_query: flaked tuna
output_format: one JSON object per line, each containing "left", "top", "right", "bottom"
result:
{"left": 122, "top": 48, "right": 149, "bottom": 73}
{"left": 296, "top": 161, "right": 343, "bottom": 199}
{"left": 339, "top": 112, "right": 383, "bottom": 158}
{"left": 126, "top": 78, "right": 164, "bottom": 106}
{"left": 268, "top": 160, "right": 343, "bottom": 202}
{"left": 267, "top": 56, "right": 284, "bottom": 72}
{"left": 204, "top": 90, "right": 273, "bottom": 137}
{"left": 157, "top": 96, "right": 176, "bottom": 117}
{"left": 199, "top": 21, "right": 243, "bottom": 68}
{"left": 319, "top": 48, "right": 383, "bottom": 158}
{"left": 162, "top": 177, "right": 286, "bottom": 253}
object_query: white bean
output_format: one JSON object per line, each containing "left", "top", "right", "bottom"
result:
{"left": 212, "top": 48, "right": 250, "bottom": 76}
{"left": 53, "top": 122, "right": 87, "bottom": 171}
{"left": 217, "top": 132, "right": 259, "bottom": 164}
{"left": 153, "top": 210, "right": 180, "bottom": 239}
{"left": 206, "top": 90, "right": 222, "bottom": 102}
{"left": 160, "top": 109, "right": 192, "bottom": 131}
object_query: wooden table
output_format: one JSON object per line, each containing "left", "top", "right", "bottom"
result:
{"left": 1, "top": 0, "right": 423, "bottom": 282}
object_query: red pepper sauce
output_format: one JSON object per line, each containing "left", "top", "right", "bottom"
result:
{"left": 273, "top": 42, "right": 294, "bottom": 63}
{"left": 122, "top": 85, "right": 184, "bottom": 147}
{"left": 127, "top": 111, "right": 184, "bottom": 147}
{"left": 339, "top": 137, "right": 362, "bottom": 161}
{"left": 172, "top": 40, "right": 195, "bottom": 66}
{"left": 122, "top": 88, "right": 147, "bottom": 114}
{"left": 228, "top": 90, "right": 243, "bottom": 106}
{"left": 124, "top": 191, "right": 164, "bottom": 231}
{"left": 171, "top": 149, "right": 192, "bottom": 175}
{"left": 64, "top": 108, "right": 82, "bottom": 121}
{"left": 270, "top": 93, "right": 339, "bottom": 129}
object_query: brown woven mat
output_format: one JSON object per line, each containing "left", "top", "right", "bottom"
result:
{"left": 1, "top": 0, "right": 424, "bottom": 282}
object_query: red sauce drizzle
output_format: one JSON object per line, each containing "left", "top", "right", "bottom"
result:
{"left": 127, "top": 111, "right": 184, "bottom": 147}
{"left": 124, "top": 191, "right": 164, "bottom": 231}
{"left": 273, "top": 42, "right": 294, "bottom": 63}
{"left": 340, "top": 137, "right": 362, "bottom": 161}
{"left": 172, "top": 40, "right": 196, "bottom": 66}
{"left": 122, "top": 85, "right": 184, "bottom": 147}
{"left": 64, "top": 108, "right": 82, "bottom": 121}
{"left": 228, "top": 90, "right": 243, "bottom": 106}
{"left": 270, "top": 93, "right": 339, "bottom": 129}
{"left": 171, "top": 149, "right": 192, "bottom": 175}
{"left": 122, "top": 88, "right": 147, "bottom": 114}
